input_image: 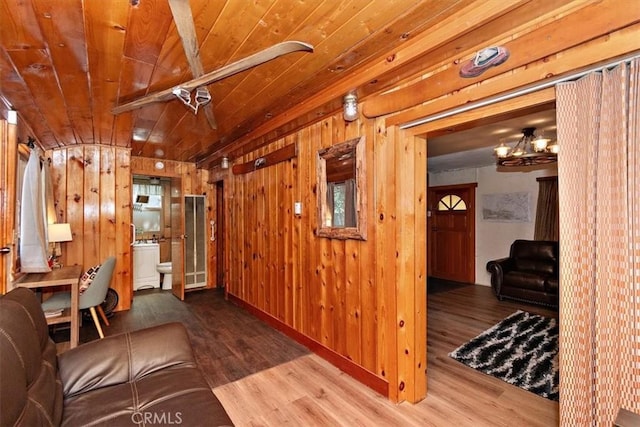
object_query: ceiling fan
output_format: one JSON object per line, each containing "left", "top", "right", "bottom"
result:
{"left": 111, "top": 0, "right": 313, "bottom": 129}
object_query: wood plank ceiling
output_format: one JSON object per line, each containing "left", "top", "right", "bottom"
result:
{"left": 1, "top": 0, "right": 516, "bottom": 167}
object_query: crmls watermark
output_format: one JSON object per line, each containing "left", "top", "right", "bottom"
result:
{"left": 131, "top": 411, "right": 183, "bottom": 425}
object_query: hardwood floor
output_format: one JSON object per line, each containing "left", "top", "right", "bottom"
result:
{"left": 68, "top": 284, "right": 559, "bottom": 426}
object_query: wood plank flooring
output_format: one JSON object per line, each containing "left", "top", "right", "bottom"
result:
{"left": 70, "top": 283, "right": 559, "bottom": 426}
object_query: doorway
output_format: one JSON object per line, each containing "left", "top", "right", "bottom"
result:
{"left": 428, "top": 183, "right": 476, "bottom": 284}
{"left": 131, "top": 175, "right": 185, "bottom": 300}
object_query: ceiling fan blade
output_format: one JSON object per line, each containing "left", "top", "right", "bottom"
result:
{"left": 168, "top": 0, "right": 217, "bottom": 128}
{"left": 203, "top": 104, "right": 217, "bottom": 129}
{"left": 179, "top": 41, "right": 314, "bottom": 93}
{"left": 111, "top": 89, "right": 176, "bottom": 114}
{"left": 167, "top": 0, "right": 204, "bottom": 77}
{"left": 112, "top": 41, "right": 313, "bottom": 115}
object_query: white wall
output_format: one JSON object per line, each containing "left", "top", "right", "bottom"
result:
{"left": 429, "top": 164, "right": 557, "bottom": 285}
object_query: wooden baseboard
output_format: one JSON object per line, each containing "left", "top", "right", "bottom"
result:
{"left": 228, "top": 293, "right": 389, "bottom": 397}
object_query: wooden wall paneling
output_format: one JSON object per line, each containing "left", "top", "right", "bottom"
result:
{"left": 232, "top": 171, "right": 243, "bottom": 297}
{"left": 99, "top": 147, "right": 117, "bottom": 263}
{"left": 65, "top": 146, "right": 85, "bottom": 265}
{"left": 360, "top": 117, "right": 378, "bottom": 373}
{"left": 0, "top": 120, "right": 17, "bottom": 292}
{"left": 413, "top": 134, "right": 427, "bottom": 400}
{"left": 343, "top": 119, "right": 361, "bottom": 364}
{"left": 274, "top": 139, "right": 285, "bottom": 321}
{"left": 317, "top": 120, "right": 333, "bottom": 348}
{"left": 303, "top": 121, "right": 327, "bottom": 344}
{"left": 328, "top": 118, "right": 346, "bottom": 357}
{"left": 232, "top": 168, "right": 241, "bottom": 297}
{"left": 394, "top": 124, "right": 416, "bottom": 402}
{"left": 284, "top": 133, "right": 296, "bottom": 325}
{"left": 374, "top": 117, "right": 398, "bottom": 400}
{"left": 391, "top": 125, "right": 428, "bottom": 403}
{"left": 266, "top": 143, "right": 277, "bottom": 316}
{"left": 295, "top": 127, "right": 311, "bottom": 333}
{"left": 114, "top": 147, "right": 131, "bottom": 310}
{"left": 51, "top": 150, "right": 67, "bottom": 224}
{"left": 0, "top": 121, "right": 5, "bottom": 293}
{"left": 248, "top": 150, "right": 258, "bottom": 306}
{"left": 344, "top": 200, "right": 361, "bottom": 363}
{"left": 83, "top": 146, "right": 100, "bottom": 266}
{"left": 255, "top": 148, "right": 265, "bottom": 310}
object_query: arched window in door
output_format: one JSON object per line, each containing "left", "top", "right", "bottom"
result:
{"left": 437, "top": 194, "right": 467, "bottom": 211}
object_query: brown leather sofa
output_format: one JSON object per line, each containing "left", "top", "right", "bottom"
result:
{"left": 0, "top": 287, "right": 233, "bottom": 426}
{"left": 486, "top": 239, "right": 559, "bottom": 308}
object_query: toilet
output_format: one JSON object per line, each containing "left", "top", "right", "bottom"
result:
{"left": 156, "top": 262, "right": 172, "bottom": 290}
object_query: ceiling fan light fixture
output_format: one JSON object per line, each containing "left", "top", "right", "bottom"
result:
{"left": 195, "top": 87, "right": 211, "bottom": 107}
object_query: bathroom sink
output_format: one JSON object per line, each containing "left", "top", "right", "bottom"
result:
{"left": 133, "top": 242, "right": 159, "bottom": 247}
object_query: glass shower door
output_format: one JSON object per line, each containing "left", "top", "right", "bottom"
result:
{"left": 184, "top": 195, "right": 206, "bottom": 289}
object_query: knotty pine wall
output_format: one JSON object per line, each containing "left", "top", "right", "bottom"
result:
{"left": 215, "top": 113, "right": 426, "bottom": 402}
{"left": 47, "top": 146, "right": 214, "bottom": 311}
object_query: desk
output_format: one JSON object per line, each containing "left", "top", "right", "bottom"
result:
{"left": 15, "top": 265, "right": 83, "bottom": 349}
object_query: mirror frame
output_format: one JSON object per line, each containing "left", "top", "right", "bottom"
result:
{"left": 316, "top": 136, "right": 367, "bottom": 240}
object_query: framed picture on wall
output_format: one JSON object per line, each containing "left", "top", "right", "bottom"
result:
{"left": 482, "top": 192, "right": 531, "bottom": 222}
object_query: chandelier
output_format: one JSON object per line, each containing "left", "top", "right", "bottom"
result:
{"left": 494, "top": 127, "right": 559, "bottom": 167}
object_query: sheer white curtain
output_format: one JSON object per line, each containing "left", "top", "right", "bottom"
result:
{"left": 19, "top": 149, "right": 50, "bottom": 272}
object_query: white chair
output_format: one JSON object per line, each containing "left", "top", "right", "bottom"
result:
{"left": 42, "top": 256, "right": 116, "bottom": 339}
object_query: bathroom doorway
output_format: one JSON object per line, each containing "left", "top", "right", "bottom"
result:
{"left": 132, "top": 175, "right": 183, "bottom": 296}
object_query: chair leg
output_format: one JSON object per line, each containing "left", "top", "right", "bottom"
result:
{"left": 89, "top": 306, "right": 105, "bottom": 339}
{"left": 96, "top": 305, "right": 110, "bottom": 326}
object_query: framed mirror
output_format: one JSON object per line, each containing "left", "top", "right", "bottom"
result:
{"left": 316, "top": 136, "right": 366, "bottom": 240}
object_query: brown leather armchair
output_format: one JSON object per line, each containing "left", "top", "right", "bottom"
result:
{"left": 0, "top": 287, "right": 233, "bottom": 426}
{"left": 486, "top": 239, "right": 559, "bottom": 308}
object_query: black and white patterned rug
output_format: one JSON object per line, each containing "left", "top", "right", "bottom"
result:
{"left": 449, "top": 310, "right": 559, "bottom": 401}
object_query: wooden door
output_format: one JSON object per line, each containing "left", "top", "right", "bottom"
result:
{"left": 215, "top": 181, "right": 225, "bottom": 289}
{"left": 428, "top": 183, "right": 477, "bottom": 283}
{"left": 170, "top": 177, "right": 184, "bottom": 300}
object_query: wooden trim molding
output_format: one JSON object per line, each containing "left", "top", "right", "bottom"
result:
{"left": 228, "top": 293, "right": 389, "bottom": 397}
{"left": 232, "top": 143, "right": 297, "bottom": 175}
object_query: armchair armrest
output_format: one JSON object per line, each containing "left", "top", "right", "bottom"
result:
{"left": 58, "top": 322, "right": 196, "bottom": 398}
{"left": 486, "top": 257, "right": 514, "bottom": 296}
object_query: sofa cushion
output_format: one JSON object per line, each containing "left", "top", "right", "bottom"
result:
{"left": 503, "top": 271, "right": 546, "bottom": 291}
{"left": 61, "top": 366, "right": 232, "bottom": 427}
{"left": 514, "top": 258, "right": 555, "bottom": 275}
{"left": 0, "top": 288, "right": 63, "bottom": 427}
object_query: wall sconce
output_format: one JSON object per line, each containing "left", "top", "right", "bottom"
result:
{"left": 343, "top": 93, "right": 358, "bottom": 122}
{"left": 221, "top": 157, "right": 230, "bottom": 169}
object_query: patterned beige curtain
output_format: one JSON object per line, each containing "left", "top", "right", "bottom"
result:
{"left": 557, "top": 59, "right": 640, "bottom": 425}
{"left": 534, "top": 177, "right": 558, "bottom": 241}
